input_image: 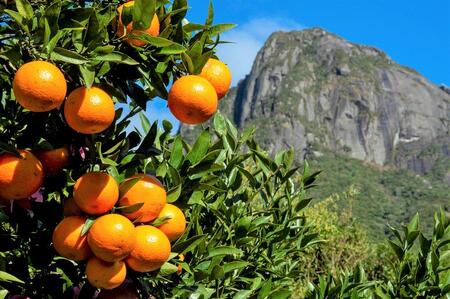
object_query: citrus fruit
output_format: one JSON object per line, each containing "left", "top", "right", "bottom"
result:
{"left": 156, "top": 204, "right": 186, "bottom": 241}
{"left": 73, "top": 172, "right": 119, "bottom": 215}
{"left": 118, "top": 175, "right": 166, "bottom": 223}
{"left": 52, "top": 216, "right": 91, "bottom": 261}
{"left": 125, "top": 225, "right": 171, "bottom": 272}
{"left": 168, "top": 75, "right": 218, "bottom": 125}
{"left": 86, "top": 256, "right": 126, "bottom": 290}
{"left": 116, "top": 1, "right": 160, "bottom": 47}
{"left": 63, "top": 198, "right": 83, "bottom": 217}
{"left": 64, "top": 86, "right": 115, "bottom": 134}
{"left": 200, "top": 58, "right": 232, "bottom": 99}
{"left": 87, "top": 214, "right": 136, "bottom": 262}
{"left": 0, "top": 150, "right": 44, "bottom": 200}
{"left": 34, "top": 146, "right": 69, "bottom": 176}
{"left": 12, "top": 61, "right": 67, "bottom": 112}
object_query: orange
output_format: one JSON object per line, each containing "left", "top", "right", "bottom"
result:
{"left": 34, "top": 147, "right": 69, "bottom": 176}
{"left": 0, "top": 150, "right": 44, "bottom": 200}
{"left": 64, "top": 86, "right": 115, "bottom": 134}
{"left": 63, "top": 198, "right": 83, "bottom": 217}
{"left": 87, "top": 214, "right": 136, "bottom": 262}
{"left": 97, "top": 280, "right": 139, "bottom": 299}
{"left": 125, "top": 225, "right": 171, "bottom": 272}
{"left": 116, "top": 1, "right": 160, "bottom": 47}
{"left": 168, "top": 75, "right": 218, "bottom": 125}
{"left": 12, "top": 61, "right": 67, "bottom": 112}
{"left": 52, "top": 216, "right": 92, "bottom": 261}
{"left": 118, "top": 175, "right": 166, "bottom": 223}
{"left": 86, "top": 256, "right": 126, "bottom": 290}
{"left": 156, "top": 204, "right": 186, "bottom": 241}
{"left": 73, "top": 172, "right": 119, "bottom": 215}
{"left": 200, "top": 58, "right": 232, "bottom": 99}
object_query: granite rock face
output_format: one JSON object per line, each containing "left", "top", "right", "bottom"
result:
{"left": 182, "top": 28, "right": 450, "bottom": 175}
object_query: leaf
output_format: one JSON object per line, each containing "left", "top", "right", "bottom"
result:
{"left": 0, "top": 290, "right": 8, "bottom": 299}
{"left": 132, "top": 0, "right": 155, "bottom": 30}
{"left": 205, "top": 0, "right": 214, "bottom": 27}
{"left": 186, "top": 130, "right": 211, "bottom": 164}
{"left": 0, "top": 271, "right": 24, "bottom": 284}
{"left": 151, "top": 215, "right": 172, "bottom": 227}
{"left": 167, "top": 184, "right": 182, "bottom": 203}
{"left": 139, "top": 112, "right": 151, "bottom": 133}
{"left": 51, "top": 47, "right": 89, "bottom": 64}
{"left": 159, "top": 262, "right": 178, "bottom": 276}
{"left": 0, "top": 142, "right": 20, "bottom": 156}
{"left": 159, "top": 44, "right": 187, "bottom": 55}
{"left": 81, "top": 218, "right": 96, "bottom": 236}
{"left": 79, "top": 65, "right": 95, "bottom": 88}
{"left": 223, "top": 261, "right": 250, "bottom": 273}
{"left": 169, "top": 136, "right": 184, "bottom": 169}
{"left": 210, "top": 265, "right": 224, "bottom": 280}
{"left": 92, "top": 52, "right": 139, "bottom": 65}
{"left": 114, "top": 202, "right": 144, "bottom": 214}
{"left": 208, "top": 246, "right": 243, "bottom": 258}
{"left": 172, "top": 235, "right": 206, "bottom": 254}
{"left": 15, "top": 0, "right": 33, "bottom": 20}
{"left": 209, "top": 23, "right": 236, "bottom": 36}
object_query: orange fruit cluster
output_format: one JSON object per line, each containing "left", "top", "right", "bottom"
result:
{"left": 168, "top": 58, "right": 232, "bottom": 125}
{"left": 12, "top": 61, "right": 115, "bottom": 134}
{"left": 52, "top": 172, "right": 187, "bottom": 290}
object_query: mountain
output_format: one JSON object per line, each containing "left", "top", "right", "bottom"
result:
{"left": 181, "top": 28, "right": 450, "bottom": 238}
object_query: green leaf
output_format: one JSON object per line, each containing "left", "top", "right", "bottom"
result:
{"left": 159, "top": 262, "right": 178, "bottom": 276}
{"left": 169, "top": 136, "right": 184, "bottom": 169}
{"left": 210, "top": 265, "right": 224, "bottom": 280}
{"left": 209, "top": 24, "right": 236, "bottom": 36}
{"left": 151, "top": 215, "right": 172, "bottom": 227}
{"left": 205, "top": 0, "right": 214, "bottom": 27}
{"left": 51, "top": 47, "right": 89, "bottom": 65}
{"left": 167, "top": 184, "right": 182, "bottom": 203}
{"left": 186, "top": 130, "right": 211, "bottom": 164}
{"left": 223, "top": 261, "right": 250, "bottom": 273}
{"left": 0, "top": 290, "right": 8, "bottom": 299}
{"left": 81, "top": 218, "right": 96, "bottom": 236}
{"left": 15, "top": 0, "right": 33, "bottom": 20}
{"left": 114, "top": 202, "right": 144, "bottom": 214}
{"left": 159, "top": 44, "right": 187, "bottom": 55}
{"left": 132, "top": 0, "right": 156, "bottom": 30}
{"left": 172, "top": 235, "right": 206, "bottom": 254}
{"left": 208, "top": 246, "right": 243, "bottom": 258}
{"left": 0, "top": 271, "right": 24, "bottom": 284}
{"left": 139, "top": 112, "right": 151, "bottom": 133}
{"left": 0, "top": 142, "right": 20, "bottom": 156}
{"left": 92, "top": 52, "right": 139, "bottom": 65}
{"left": 79, "top": 65, "right": 95, "bottom": 88}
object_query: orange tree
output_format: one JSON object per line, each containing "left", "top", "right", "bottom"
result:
{"left": 0, "top": 0, "right": 322, "bottom": 297}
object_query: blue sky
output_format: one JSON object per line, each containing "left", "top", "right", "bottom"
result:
{"left": 145, "top": 0, "right": 450, "bottom": 130}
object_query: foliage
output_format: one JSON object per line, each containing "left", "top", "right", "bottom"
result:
{"left": 306, "top": 210, "right": 450, "bottom": 298}
{"left": 308, "top": 151, "right": 450, "bottom": 240}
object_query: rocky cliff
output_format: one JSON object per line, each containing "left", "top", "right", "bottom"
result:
{"left": 182, "top": 28, "right": 450, "bottom": 176}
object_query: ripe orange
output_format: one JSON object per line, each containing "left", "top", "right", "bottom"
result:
{"left": 34, "top": 147, "right": 69, "bottom": 176}
{"left": 200, "top": 58, "right": 232, "bottom": 99}
{"left": 52, "top": 216, "right": 92, "bottom": 261}
{"left": 63, "top": 198, "right": 83, "bottom": 217}
{"left": 12, "top": 61, "right": 67, "bottom": 112}
{"left": 86, "top": 256, "right": 126, "bottom": 290}
{"left": 0, "top": 150, "right": 44, "bottom": 200}
{"left": 156, "top": 204, "right": 186, "bottom": 241}
{"left": 64, "top": 86, "right": 115, "bottom": 134}
{"left": 125, "top": 225, "right": 171, "bottom": 272}
{"left": 118, "top": 175, "right": 166, "bottom": 223}
{"left": 97, "top": 280, "right": 139, "bottom": 299}
{"left": 116, "top": 1, "right": 160, "bottom": 47}
{"left": 73, "top": 172, "right": 119, "bottom": 215}
{"left": 87, "top": 214, "right": 136, "bottom": 262}
{"left": 168, "top": 75, "right": 218, "bottom": 125}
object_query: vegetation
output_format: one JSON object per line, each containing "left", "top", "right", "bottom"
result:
{"left": 0, "top": 0, "right": 448, "bottom": 298}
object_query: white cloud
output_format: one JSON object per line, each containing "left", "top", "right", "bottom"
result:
{"left": 217, "top": 18, "right": 304, "bottom": 86}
